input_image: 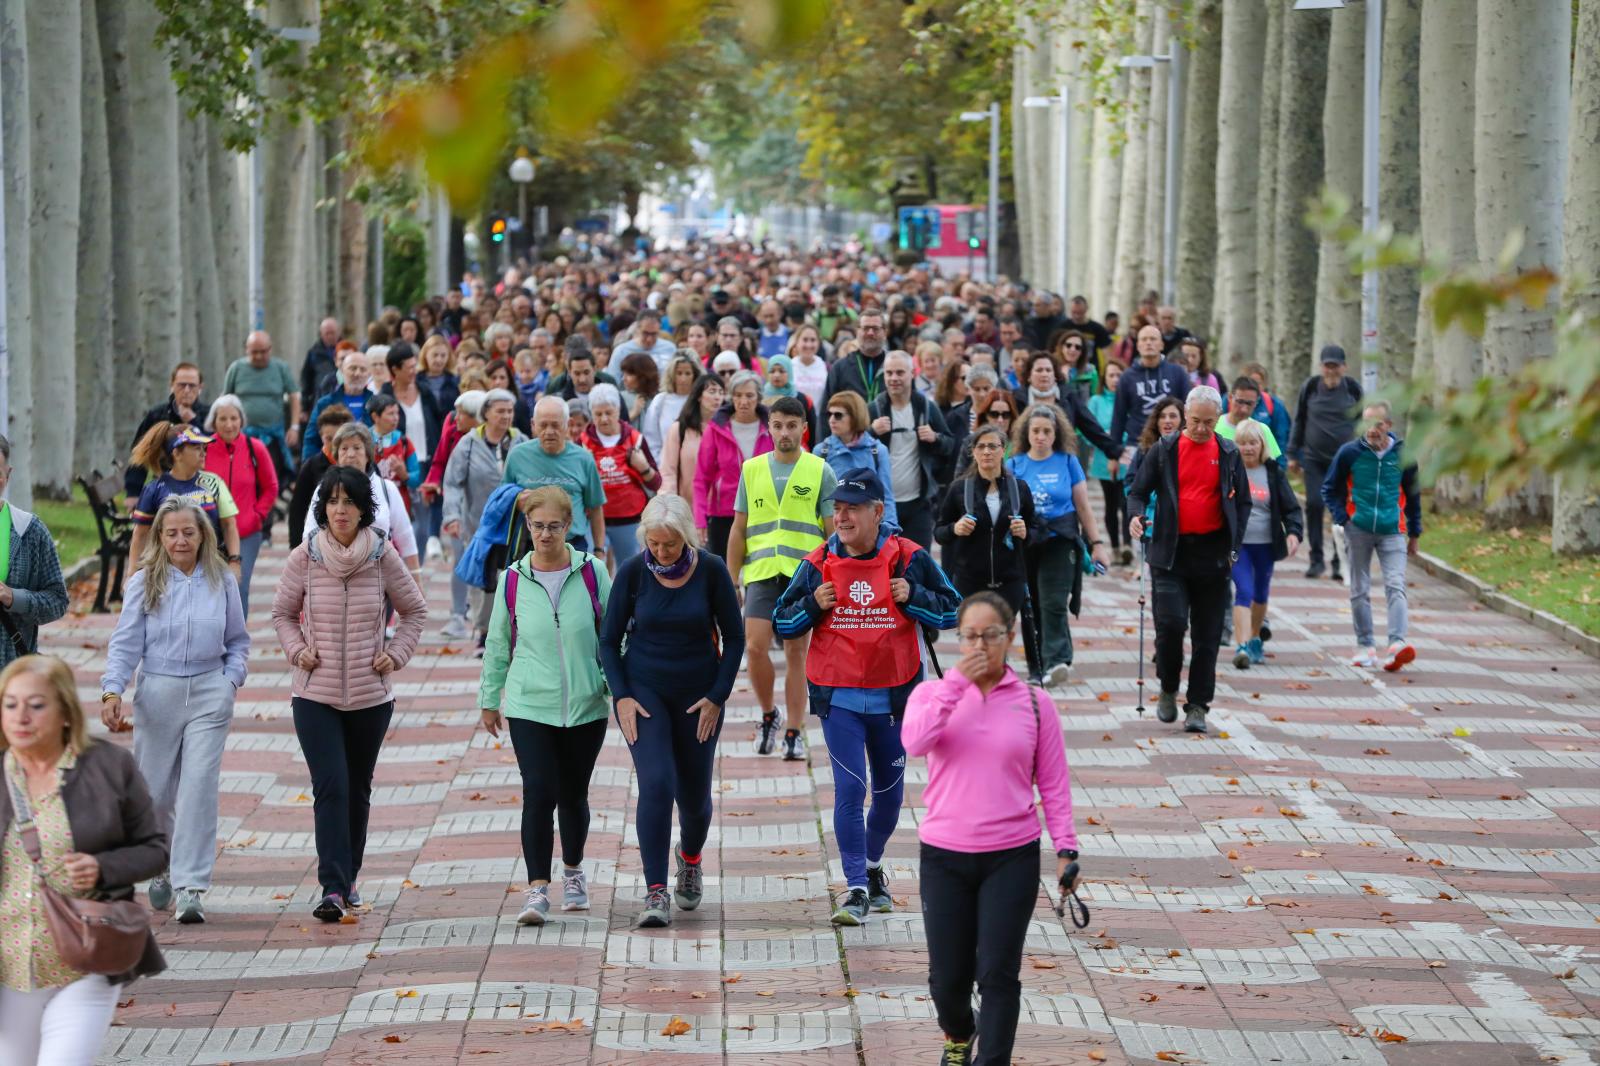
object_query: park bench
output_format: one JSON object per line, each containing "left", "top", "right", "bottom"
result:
{"left": 76, "top": 467, "right": 134, "bottom": 613}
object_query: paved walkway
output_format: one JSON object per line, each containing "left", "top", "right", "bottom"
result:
{"left": 41, "top": 535, "right": 1600, "bottom": 1065}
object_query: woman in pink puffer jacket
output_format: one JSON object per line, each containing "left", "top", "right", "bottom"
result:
{"left": 271, "top": 465, "right": 427, "bottom": 923}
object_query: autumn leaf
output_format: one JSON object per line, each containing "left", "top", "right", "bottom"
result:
{"left": 1089, "top": 1052, "right": 1108, "bottom": 1063}
{"left": 1375, "top": 1028, "right": 1408, "bottom": 1043}
{"left": 1279, "top": 807, "right": 1305, "bottom": 818}
{"left": 1139, "top": 992, "right": 1160, "bottom": 1002}
{"left": 339, "top": 913, "right": 360, "bottom": 925}
{"left": 1030, "top": 959, "right": 1058, "bottom": 969}
{"left": 1155, "top": 1053, "right": 1187, "bottom": 1062}
{"left": 1363, "top": 748, "right": 1391, "bottom": 756}
{"left": 1096, "top": 692, "right": 1111, "bottom": 702}
{"left": 723, "top": 973, "right": 743, "bottom": 984}
{"left": 660, "top": 1016, "right": 692, "bottom": 1037}
{"left": 395, "top": 989, "right": 418, "bottom": 998}
{"left": 383, "top": 1034, "right": 409, "bottom": 1043}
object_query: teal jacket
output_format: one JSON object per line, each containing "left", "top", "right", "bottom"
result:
{"left": 1321, "top": 433, "right": 1422, "bottom": 537}
{"left": 478, "top": 545, "right": 612, "bottom": 726}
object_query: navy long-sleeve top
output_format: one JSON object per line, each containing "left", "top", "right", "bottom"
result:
{"left": 598, "top": 549, "right": 745, "bottom": 707}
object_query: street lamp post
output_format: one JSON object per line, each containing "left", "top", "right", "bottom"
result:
{"left": 1023, "top": 85, "right": 1071, "bottom": 298}
{"left": 508, "top": 150, "right": 536, "bottom": 261}
{"left": 959, "top": 104, "right": 1001, "bottom": 281}
{"left": 1117, "top": 44, "right": 1184, "bottom": 307}
{"left": 1295, "top": 0, "right": 1382, "bottom": 393}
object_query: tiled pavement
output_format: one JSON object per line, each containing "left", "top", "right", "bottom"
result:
{"left": 39, "top": 537, "right": 1600, "bottom": 1065}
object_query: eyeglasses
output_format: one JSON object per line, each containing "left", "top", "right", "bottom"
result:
{"left": 972, "top": 441, "right": 1004, "bottom": 452}
{"left": 958, "top": 627, "right": 1009, "bottom": 647}
{"left": 526, "top": 520, "right": 569, "bottom": 535}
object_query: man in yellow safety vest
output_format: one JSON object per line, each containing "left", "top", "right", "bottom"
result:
{"left": 726, "top": 396, "right": 837, "bottom": 760}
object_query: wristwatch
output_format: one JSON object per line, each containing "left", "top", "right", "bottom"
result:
{"left": 227, "top": 553, "right": 242, "bottom": 563}
{"left": 1056, "top": 848, "right": 1079, "bottom": 861}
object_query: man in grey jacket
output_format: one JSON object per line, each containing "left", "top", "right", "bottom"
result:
{"left": 0, "top": 435, "right": 69, "bottom": 666}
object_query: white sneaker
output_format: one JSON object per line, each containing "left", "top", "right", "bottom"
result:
{"left": 517, "top": 886, "right": 550, "bottom": 925}
{"left": 1046, "top": 663, "right": 1072, "bottom": 688}
{"left": 1349, "top": 646, "right": 1379, "bottom": 669}
{"left": 427, "top": 536, "right": 443, "bottom": 559}
{"left": 441, "top": 614, "right": 468, "bottom": 639}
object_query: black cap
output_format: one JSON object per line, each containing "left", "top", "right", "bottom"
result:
{"left": 1320, "top": 344, "right": 1347, "bottom": 366}
{"left": 712, "top": 289, "right": 731, "bottom": 302}
{"left": 833, "top": 472, "right": 885, "bottom": 505}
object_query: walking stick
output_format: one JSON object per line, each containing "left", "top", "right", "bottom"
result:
{"left": 1135, "top": 537, "right": 1148, "bottom": 717}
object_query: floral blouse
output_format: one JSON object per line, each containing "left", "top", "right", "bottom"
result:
{"left": 1, "top": 748, "right": 83, "bottom": 991}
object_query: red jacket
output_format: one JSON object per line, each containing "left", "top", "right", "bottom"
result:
{"left": 425, "top": 415, "right": 465, "bottom": 490}
{"left": 205, "top": 434, "right": 277, "bottom": 539}
{"left": 582, "top": 423, "right": 661, "bottom": 521}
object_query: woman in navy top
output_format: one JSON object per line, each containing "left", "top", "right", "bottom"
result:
{"left": 599, "top": 493, "right": 743, "bottom": 930}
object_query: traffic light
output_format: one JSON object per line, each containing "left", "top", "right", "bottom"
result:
{"left": 967, "top": 235, "right": 981, "bottom": 250}
{"left": 488, "top": 214, "right": 507, "bottom": 244}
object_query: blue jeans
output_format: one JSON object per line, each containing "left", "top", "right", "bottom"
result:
{"left": 606, "top": 519, "right": 639, "bottom": 562}
{"left": 820, "top": 707, "right": 905, "bottom": 889}
{"left": 1344, "top": 526, "right": 1409, "bottom": 647}
{"left": 237, "top": 531, "right": 263, "bottom": 615}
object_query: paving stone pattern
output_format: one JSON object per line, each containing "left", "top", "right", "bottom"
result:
{"left": 44, "top": 536, "right": 1600, "bottom": 1065}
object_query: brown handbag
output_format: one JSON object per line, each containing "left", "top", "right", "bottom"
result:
{"left": 7, "top": 771, "right": 152, "bottom": 976}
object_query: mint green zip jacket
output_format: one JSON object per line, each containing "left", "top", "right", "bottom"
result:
{"left": 478, "top": 545, "right": 612, "bottom": 726}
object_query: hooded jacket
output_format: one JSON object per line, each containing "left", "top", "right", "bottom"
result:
{"left": 814, "top": 432, "right": 899, "bottom": 530}
{"left": 693, "top": 405, "right": 773, "bottom": 527}
{"left": 454, "top": 483, "right": 526, "bottom": 591}
{"left": 102, "top": 566, "right": 250, "bottom": 693}
{"left": 271, "top": 529, "right": 427, "bottom": 710}
{"left": 1322, "top": 433, "right": 1422, "bottom": 537}
{"left": 442, "top": 426, "right": 528, "bottom": 542}
{"left": 1127, "top": 432, "right": 1252, "bottom": 570}
{"left": 0, "top": 505, "right": 67, "bottom": 667}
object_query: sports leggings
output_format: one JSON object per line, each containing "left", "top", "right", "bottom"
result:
{"left": 624, "top": 679, "right": 723, "bottom": 887}
{"left": 821, "top": 706, "right": 905, "bottom": 889}
{"left": 507, "top": 717, "right": 608, "bottom": 882}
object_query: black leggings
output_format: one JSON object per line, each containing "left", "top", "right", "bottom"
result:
{"left": 1099, "top": 478, "right": 1126, "bottom": 549}
{"left": 706, "top": 515, "right": 734, "bottom": 559}
{"left": 291, "top": 697, "right": 393, "bottom": 899}
{"left": 920, "top": 839, "right": 1041, "bottom": 1064}
{"left": 625, "top": 677, "right": 723, "bottom": 887}
{"left": 507, "top": 717, "right": 608, "bottom": 882}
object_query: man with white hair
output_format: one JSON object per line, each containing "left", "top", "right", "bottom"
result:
{"left": 1128, "top": 386, "right": 1252, "bottom": 734}
{"left": 502, "top": 396, "right": 608, "bottom": 560}
{"left": 868, "top": 350, "right": 953, "bottom": 551}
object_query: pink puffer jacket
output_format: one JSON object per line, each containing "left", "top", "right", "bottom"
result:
{"left": 271, "top": 529, "right": 427, "bottom": 710}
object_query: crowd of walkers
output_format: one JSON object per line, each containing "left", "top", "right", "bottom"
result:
{"left": 0, "top": 238, "right": 1428, "bottom": 1066}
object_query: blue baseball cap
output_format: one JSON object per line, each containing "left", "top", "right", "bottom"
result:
{"left": 833, "top": 472, "right": 885, "bottom": 505}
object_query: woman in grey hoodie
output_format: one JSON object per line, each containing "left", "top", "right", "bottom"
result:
{"left": 100, "top": 496, "right": 249, "bottom": 925}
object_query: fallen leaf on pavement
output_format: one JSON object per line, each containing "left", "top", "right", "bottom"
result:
{"left": 383, "top": 1034, "right": 409, "bottom": 1043}
{"left": 660, "top": 1017, "right": 692, "bottom": 1037}
{"left": 1375, "top": 1029, "right": 1408, "bottom": 1043}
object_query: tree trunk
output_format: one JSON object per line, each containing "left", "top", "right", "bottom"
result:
{"left": 1141, "top": 5, "right": 1171, "bottom": 298}
{"left": 1110, "top": 0, "right": 1154, "bottom": 318}
{"left": 1087, "top": 81, "right": 1123, "bottom": 317}
{"left": 1177, "top": 0, "right": 1221, "bottom": 339}
{"left": 262, "top": 0, "right": 317, "bottom": 367}
{"left": 206, "top": 120, "right": 245, "bottom": 356}
{"left": 1553, "top": 0, "right": 1600, "bottom": 555}
{"left": 1251, "top": 0, "right": 1284, "bottom": 372}
{"left": 1378, "top": 0, "right": 1421, "bottom": 389}
{"left": 1010, "top": 33, "right": 1041, "bottom": 286}
{"left": 1474, "top": 0, "right": 1568, "bottom": 527}
{"left": 176, "top": 115, "right": 200, "bottom": 372}
{"left": 1417, "top": 0, "right": 1479, "bottom": 507}
{"left": 337, "top": 158, "right": 369, "bottom": 337}
{"left": 1270, "top": 7, "right": 1329, "bottom": 385}
{"left": 75, "top": 0, "right": 115, "bottom": 480}
{"left": 127, "top": 0, "right": 182, "bottom": 413}
{"left": 98, "top": 0, "right": 145, "bottom": 445}
{"left": 1313, "top": 7, "right": 1363, "bottom": 367}
{"left": 1212, "top": 0, "right": 1267, "bottom": 368}
{"left": 1, "top": 0, "right": 32, "bottom": 507}
{"left": 182, "top": 112, "right": 225, "bottom": 385}
{"left": 1061, "top": 22, "right": 1094, "bottom": 297}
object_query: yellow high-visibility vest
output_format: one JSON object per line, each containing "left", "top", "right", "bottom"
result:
{"left": 740, "top": 451, "right": 826, "bottom": 582}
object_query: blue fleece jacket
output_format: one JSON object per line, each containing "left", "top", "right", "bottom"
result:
{"left": 454, "top": 482, "right": 526, "bottom": 590}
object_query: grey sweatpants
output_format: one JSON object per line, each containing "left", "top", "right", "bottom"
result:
{"left": 132, "top": 669, "right": 236, "bottom": 891}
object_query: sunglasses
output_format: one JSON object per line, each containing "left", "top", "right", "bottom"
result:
{"left": 987, "top": 410, "right": 1013, "bottom": 420}
{"left": 827, "top": 410, "right": 848, "bottom": 420}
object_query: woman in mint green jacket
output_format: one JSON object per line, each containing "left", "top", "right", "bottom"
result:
{"left": 479, "top": 486, "right": 612, "bottom": 927}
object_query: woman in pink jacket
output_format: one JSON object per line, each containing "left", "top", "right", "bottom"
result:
{"left": 271, "top": 465, "right": 427, "bottom": 923}
{"left": 204, "top": 394, "right": 279, "bottom": 614}
{"left": 903, "top": 591, "right": 1080, "bottom": 1066}
{"left": 659, "top": 373, "right": 724, "bottom": 499}
{"left": 692, "top": 370, "right": 772, "bottom": 558}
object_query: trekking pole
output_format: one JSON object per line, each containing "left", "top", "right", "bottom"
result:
{"left": 1135, "top": 537, "right": 1148, "bottom": 717}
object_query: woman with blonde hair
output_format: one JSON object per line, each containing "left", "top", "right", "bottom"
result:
{"left": 0, "top": 654, "right": 168, "bottom": 1065}
{"left": 479, "top": 487, "right": 612, "bottom": 926}
{"left": 100, "top": 497, "right": 249, "bottom": 924}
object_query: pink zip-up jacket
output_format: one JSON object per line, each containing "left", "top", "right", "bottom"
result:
{"left": 903, "top": 667, "right": 1078, "bottom": 854}
{"left": 692, "top": 406, "right": 772, "bottom": 528}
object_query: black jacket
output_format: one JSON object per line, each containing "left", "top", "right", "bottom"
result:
{"left": 380, "top": 381, "right": 445, "bottom": 458}
{"left": 301, "top": 340, "right": 340, "bottom": 419}
{"left": 868, "top": 390, "right": 955, "bottom": 504}
{"left": 288, "top": 449, "right": 334, "bottom": 550}
{"left": 822, "top": 350, "right": 886, "bottom": 410}
{"left": 1127, "top": 432, "right": 1252, "bottom": 570}
{"left": 124, "top": 395, "right": 212, "bottom": 498}
{"left": 1011, "top": 387, "right": 1121, "bottom": 462}
{"left": 1249, "top": 457, "right": 1306, "bottom": 561}
{"left": 935, "top": 471, "right": 1042, "bottom": 591}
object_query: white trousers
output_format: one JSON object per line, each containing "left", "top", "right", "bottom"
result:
{"left": 0, "top": 973, "right": 119, "bottom": 1065}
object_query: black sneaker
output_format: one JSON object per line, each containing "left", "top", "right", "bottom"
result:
{"left": 782, "top": 728, "right": 807, "bottom": 761}
{"left": 312, "top": 893, "right": 347, "bottom": 923}
{"left": 939, "top": 1039, "right": 972, "bottom": 1066}
{"left": 831, "top": 887, "right": 870, "bottom": 926}
{"left": 1330, "top": 563, "right": 1344, "bottom": 583}
{"left": 1183, "top": 704, "right": 1209, "bottom": 734}
{"left": 866, "top": 866, "right": 893, "bottom": 913}
{"left": 1259, "top": 621, "right": 1272, "bottom": 644}
{"left": 674, "top": 851, "right": 703, "bottom": 911}
{"left": 1156, "top": 690, "right": 1179, "bottom": 724}
{"left": 756, "top": 709, "right": 779, "bottom": 755}
{"left": 1305, "top": 559, "right": 1325, "bottom": 579}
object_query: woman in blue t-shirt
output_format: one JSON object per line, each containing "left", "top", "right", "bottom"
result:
{"left": 1008, "top": 404, "right": 1110, "bottom": 687}
{"left": 128, "top": 422, "right": 242, "bottom": 586}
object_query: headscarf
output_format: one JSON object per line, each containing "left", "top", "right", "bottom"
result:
{"left": 763, "top": 352, "right": 797, "bottom": 399}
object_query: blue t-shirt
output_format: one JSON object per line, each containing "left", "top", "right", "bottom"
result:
{"left": 1008, "top": 452, "right": 1085, "bottom": 525}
